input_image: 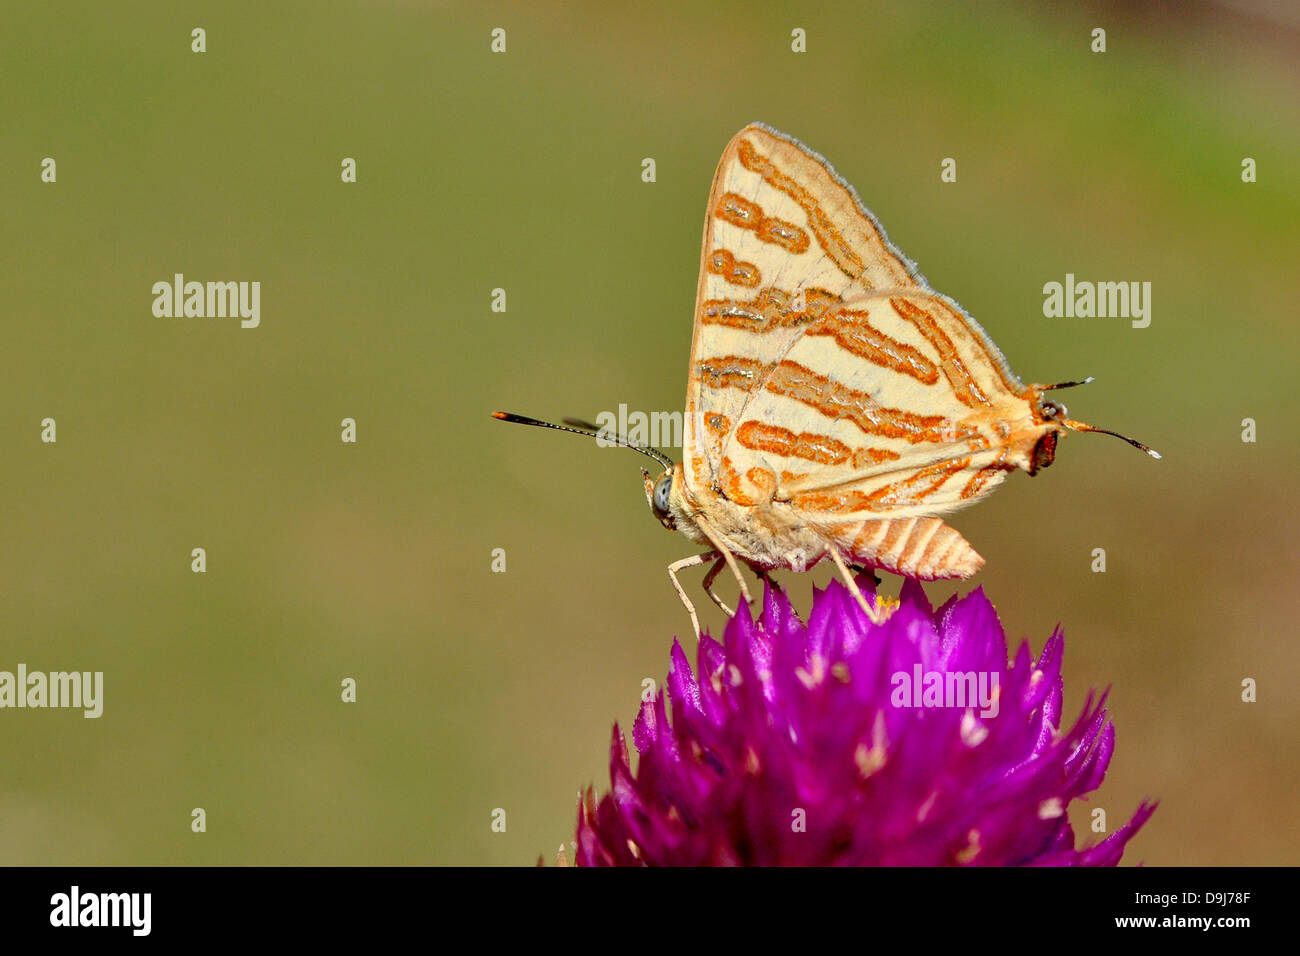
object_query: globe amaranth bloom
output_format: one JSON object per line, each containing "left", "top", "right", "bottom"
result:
{"left": 576, "top": 576, "right": 1155, "bottom": 866}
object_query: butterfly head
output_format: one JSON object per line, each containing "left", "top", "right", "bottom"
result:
{"left": 1027, "top": 397, "right": 1069, "bottom": 475}
{"left": 1025, "top": 380, "right": 1161, "bottom": 472}
{"left": 643, "top": 466, "right": 681, "bottom": 531}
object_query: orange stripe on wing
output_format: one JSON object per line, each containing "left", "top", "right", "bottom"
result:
{"left": 791, "top": 456, "right": 972, "bottom": 514}
{"left": 959, "top": 450, "right": 1012, "bottom": 500}
{"left": 706, "top": 249, "right": 761, "bottom": 288}
{"left": 700, "top": 289, "right": 940, "bottom": 387}
{"left": 806, "top": 309, "right": 940, "bottom": 385}
{"left": 890, "top": 296, "right": 990, "bottom": 408}
{"left": 715, "top": 192, "right": 810, "bottom": 253}
{"left": 766, "top": 360, "right": 967, "bottom": 443}
{"left": 716, "top": 192, "right": 763, "bottom": 228}
{"left": 696, "top": 355, "right": 766, "bottom": 393}
{"left": 853, "top": 446, "right": 902, "bottom": 467}
{"left": 735, "top": 421, "right": 900, "bottom": 472}
{"left": 735, "top": 138, "right": 871, "bottom": 284}
{"left": 695, "top": 355, "right": 973, "bottom": 445}
{"left": 757, "top": 216, "right": 809, "bottom": 254}
{"left": 717, "top": 456, "right": 776, "bottom": 506}
{"left": 736, "top": 420, "right": 850, "bottom": 465}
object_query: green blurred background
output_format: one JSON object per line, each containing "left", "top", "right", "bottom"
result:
{"left": 1, "top": 0, "right": 1296, "bottom": 865}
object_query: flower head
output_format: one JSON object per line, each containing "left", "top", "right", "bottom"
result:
{"left": 576, "top": 577, "right": 1154, "bottom": 866}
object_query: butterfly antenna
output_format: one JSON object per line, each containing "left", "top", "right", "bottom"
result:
{"left": 560, "top": 417, "right": 604, "bottom": 432}
{"left": 1063, "top": 417, "right": 1162, "bottom": 460}
{"left": 491, "top": 412, "right": 674, "bottom": 470}
{"left": 1041, "top": 376, "right": 1095, "bottom": 391}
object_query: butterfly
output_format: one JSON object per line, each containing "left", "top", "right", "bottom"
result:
{"left": 495, "top": 123, "right": 1158, "bottom": 638}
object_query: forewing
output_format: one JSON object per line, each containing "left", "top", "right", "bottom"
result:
{"left": 683, "top": 124, "right": 927, "bottom": 498}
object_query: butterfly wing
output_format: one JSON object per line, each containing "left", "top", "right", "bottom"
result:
{"left": 683, "top": 123, "right": 927, "bottom": 499}
{"left": 684, "top": 126, "right": 1046, "bottom": 578}
{"left": 758, "top": 288, "right": 1035, "bottom": 505}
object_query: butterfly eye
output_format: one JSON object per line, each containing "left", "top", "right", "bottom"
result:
{"left": 1040, "top": 399, "right": 1068, "bottom": 421}
{"left": 652, "top": 473, "right": 673, "bottom": 519}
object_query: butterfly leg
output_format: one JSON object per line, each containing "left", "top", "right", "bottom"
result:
{"left": 701, "top": 555, "right": 736, "bottom": 618}
{"left": 828, "top": 545, "right": 885, "bottom": 624}
{"left": 848, "top": 563, "right": 882, "bottom": 588}
{"left": 668, "top": 551, "right": 718, "bottom": 640}
{"left": 694, "top": 517, "right": 754, "bottom": 610}
{"left": 755, "top": 566, "right": 785, "bottom": 593}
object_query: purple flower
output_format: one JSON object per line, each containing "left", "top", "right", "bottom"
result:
{"left": 575, "top": 577, "right": 1155, "bottom": 866}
